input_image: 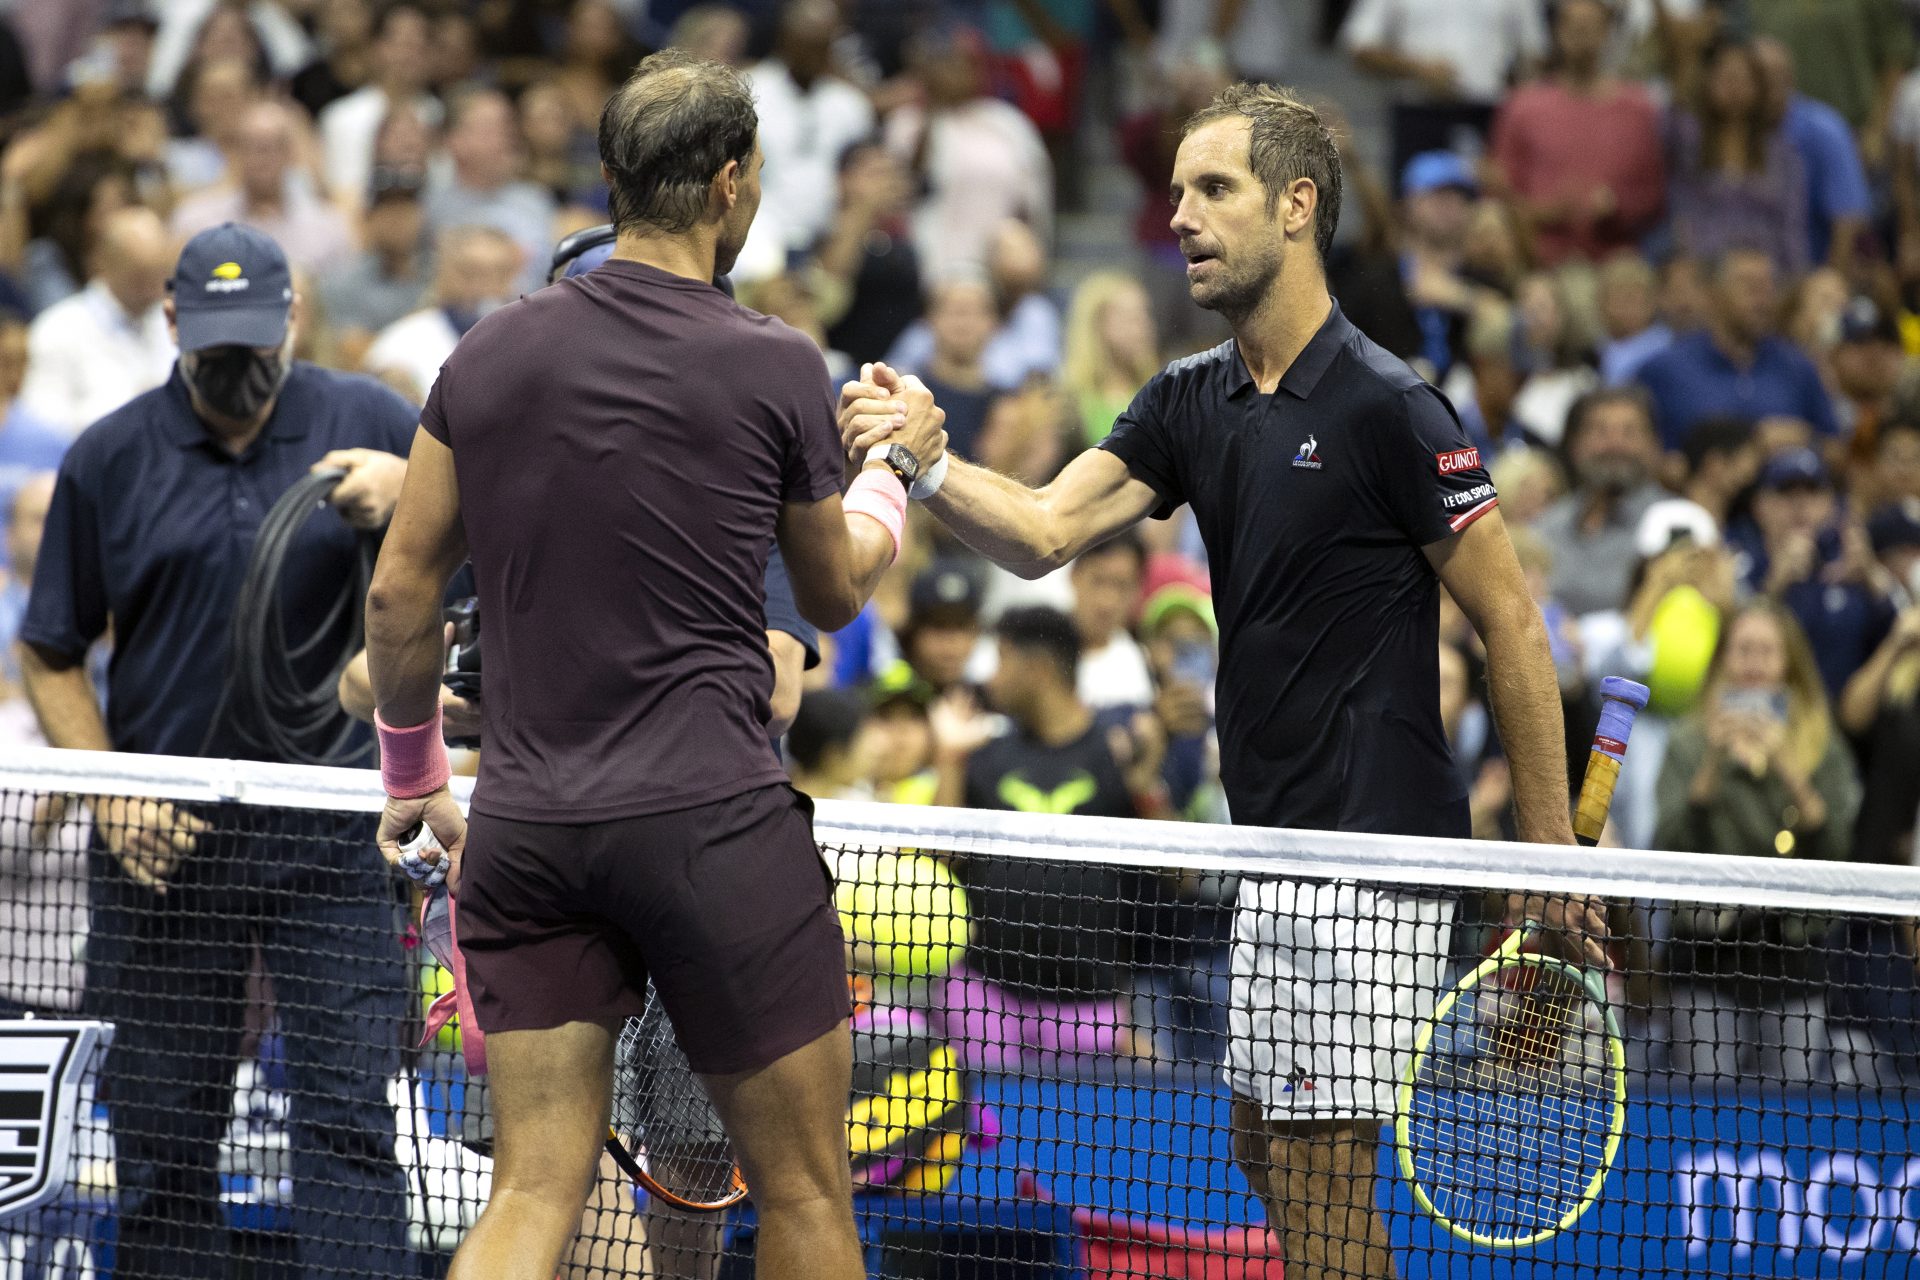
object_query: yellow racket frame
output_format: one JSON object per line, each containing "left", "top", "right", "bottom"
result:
{"left": 1393, "top": 927, "right": 1628, "bottom": 1249}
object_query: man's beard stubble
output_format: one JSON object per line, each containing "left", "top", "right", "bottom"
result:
{"left": 1190, "top": 244, "right": 1284, "bottom": 326}
{"left": 1582, "top": 457, "right": 1645, "bottom": 497}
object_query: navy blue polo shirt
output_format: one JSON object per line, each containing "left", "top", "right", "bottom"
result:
{"left": 23, "top": 363, "right": 418, "bottom": 760}
{"left": 1100, "top": 300, "right": 1498, "bottom": 838}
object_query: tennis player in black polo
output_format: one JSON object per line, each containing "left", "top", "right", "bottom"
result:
{"left": 841, "top": 84, "right": 1605, "bottom": 1280}
{"left": 362, "top": 52, "right": 944, "bottom": 1280}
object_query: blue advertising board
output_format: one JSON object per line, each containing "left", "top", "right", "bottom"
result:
{"left": 1384, "top": 1085, "right": 1920, "bottom": 1279}
{"left": 951, "top": 1073, "right": 1920, "bottom": 1279}
{"left": 6, "top": 1070, "right": 1915, "bottom": 1277}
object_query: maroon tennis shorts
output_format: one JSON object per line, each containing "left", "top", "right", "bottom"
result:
{"left": 454, "top": 783, "right": 850, "bottom": 1075}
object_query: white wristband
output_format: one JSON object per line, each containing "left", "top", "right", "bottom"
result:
{"left": 909, "top": 452, "right": 949, "bottom": 501}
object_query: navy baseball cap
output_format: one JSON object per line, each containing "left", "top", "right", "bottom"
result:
{"left": 1839, "top": 295, "right": 1900, "bottom": 345}
{"left": 1401, "top": 150, "right": 1477, "bottom": 199}
{"left": 908, "top": 561, "right": 983, "bottom": 626}
{"left": 170, "top": 223, "right": 294, "bottom": 352}
{"left": 1867, "top": 498, "right": 1920, "bottom": 554}
{"left": 1758, "top": 446, "right": 1830, "bottom": 491}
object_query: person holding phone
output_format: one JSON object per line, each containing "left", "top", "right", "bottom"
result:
{"left": 1736, "top": 446, "right": 1896, "bottom": 696}
{"left": 1653, "top": 599, "right": 1861, "bottom": 1079}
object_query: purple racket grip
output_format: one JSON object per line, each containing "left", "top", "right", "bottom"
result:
{"left": 1593, "top": 676, "right": 1650, "bottom": 761}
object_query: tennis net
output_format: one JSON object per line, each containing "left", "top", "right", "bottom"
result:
{"left": 0, "top": 746, "right": 1916, "bottom": 1280}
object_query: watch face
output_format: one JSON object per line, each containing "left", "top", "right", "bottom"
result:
{"left": 886, "top": 445, "right": 920, "bottom": 483}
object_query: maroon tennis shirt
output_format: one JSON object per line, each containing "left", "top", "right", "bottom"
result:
{"left": 419, "top": 258, "right": 844, "bottom": 822}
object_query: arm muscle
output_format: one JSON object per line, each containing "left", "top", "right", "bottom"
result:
{"left": 1425, "top": 511, "right": 1574, "bottom": 844}
{"left": 925, "top": 448, "right": 1162, "bottom": 578}
{"left": 366, "top": 428, "right": 467, "bottom": 728}
{"left": 776, "top": 478, "right": 898, "bottom": 632}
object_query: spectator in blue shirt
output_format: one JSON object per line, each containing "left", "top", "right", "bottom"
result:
{"left": 884, "top": 219, "right": 1062, "bottom": 391}
{"left": 1636, "top": 247, "right": 1837, "bottom": 451}
{"left": 1729, "top": 447, "right": 1897, "bottom": 696}
{"left": 1755, "top": 38, "right": 1872, "bottom": 273}
{"left": 0, "top": 315, "right": 69, "bottom": 523}
{"left": 1597, "top": 253, "right": 1674, "bottom": 387}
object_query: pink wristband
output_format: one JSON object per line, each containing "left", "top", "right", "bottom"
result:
{"left": 844, "top": 466, "right": 907, "bottom": 564}
{"left": 376, "top": 706, "right": 451, "bottom": 798}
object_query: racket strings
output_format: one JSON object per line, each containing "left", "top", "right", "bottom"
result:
{"left": 1406, "top": 962, "right": 1618, "bottom": 1239}
{"left": 612, "top": 991, "right": 743, "bottom": 1207}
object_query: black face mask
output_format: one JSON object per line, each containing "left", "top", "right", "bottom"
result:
{"left": 187, "top": 346, "right": 286, "bottom": 421}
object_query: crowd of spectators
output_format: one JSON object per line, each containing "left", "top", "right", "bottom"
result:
{"left": 0, "top": 0, "right": 1915, "bottom": 1089}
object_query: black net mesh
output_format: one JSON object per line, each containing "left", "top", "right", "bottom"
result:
{"left": 1, "top": 780, "right": 1917, "bottom": 1280}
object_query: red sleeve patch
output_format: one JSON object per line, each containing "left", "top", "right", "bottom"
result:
{"left": 1436, "top": 448, "right": 1481, "bottom": 475}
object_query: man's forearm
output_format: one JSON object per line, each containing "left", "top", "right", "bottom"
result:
{"left": 924, "top": 457, "right": 1063, "bottom": 575}
{"left": 364, "top": 579, "right": 447, "bottom": 728}
{"left": 19, "top": 644, "right": 111, "bottom": 752}
{"left": 1481, "top": 607, "right": 1574, "bottom": 844}
{"left": 846, "top": 505, "right": 899, "bottom": 606}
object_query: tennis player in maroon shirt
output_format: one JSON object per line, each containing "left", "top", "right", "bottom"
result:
{"left": 360, "top": 51, "right": 945, "bottom": 1280}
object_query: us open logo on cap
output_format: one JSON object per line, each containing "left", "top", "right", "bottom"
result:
{"left": 0, "top": 1021, "right": 111, "bottom": 1220}
{"left": 205, "top": 261, "right": 251, "bottom": 294}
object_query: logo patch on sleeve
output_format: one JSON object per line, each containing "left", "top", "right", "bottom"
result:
{"left": 1436, "top": 448, "right": 1480, "bottom": 475}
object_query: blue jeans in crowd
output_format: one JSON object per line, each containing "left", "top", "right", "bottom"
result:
{"left": 83, "top": 807, "right": 410, "bottom": 1280}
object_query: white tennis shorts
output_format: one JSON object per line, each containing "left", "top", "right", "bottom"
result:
{"left": 1224, "top": 878, "right": 1453, "bottom": 1121}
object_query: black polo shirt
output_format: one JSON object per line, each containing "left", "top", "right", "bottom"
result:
{"left": 23, "top": 363, "right": 418, "bottom": 759}
{"left": 1100, "top": 300, "right": 1498, "bottom": 838}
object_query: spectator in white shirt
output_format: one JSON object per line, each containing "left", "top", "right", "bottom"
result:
{"left": 1072, "top": 532, "right": 1156, "bottom": 712}
{"left": 362, "top": 225, "right": 518, "bottom": 404}
{"left": 166, "top": 56, "right": 260, "bottom": 193}
{"left": 317, "top": 2, "right": 439, "bottom": 209}
{"left": 422, "top": 89, "right": 556, "bottom": 294}
{"left": 1341, "top": 0, "right": 1547, "bottom": 181}
{"left": 146, "top": 0, "right": 309, "bottom": 99}
{"left": 1155, "top": 0, "right": 1288, "bottom": 82}
{"left": 748, "top": 0, "right": 876, "bottom": 254}
{"left": 885, "top": 23, "right": 1052, "bottom": 279}
{"left": 20, "top": 207, "right": 175, "bottom": 436}
{"left": 172, "top": 100, "right": 354, "bottom": 275}
{"left": 884, "top": 218, "right": 1063, "bottom": 390}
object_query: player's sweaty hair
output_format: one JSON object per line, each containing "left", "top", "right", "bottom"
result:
{"left": 1182, "top": 83, "right": 1344, "bottom": 262}
{"left": 599, "top": 49, "right": 759, "bottom": 236}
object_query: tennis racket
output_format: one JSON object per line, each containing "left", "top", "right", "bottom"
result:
{"left": 603, "top": 984, "right": 748, "bottom": 1212}
{"left": 1394, "top": 675, "right": 1647, "bottom": 1249}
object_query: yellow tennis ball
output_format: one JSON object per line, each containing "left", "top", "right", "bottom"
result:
{"left": 422, "top": 964, "right": 461, "bottom": 1052}
{"left": 1646, "top": 585, "right": 1720, "bottom": 716}
{"left": 835, "top": 852, "right": 971, "bottom": 979}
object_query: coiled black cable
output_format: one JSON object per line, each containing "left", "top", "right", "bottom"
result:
{"left": 204, "top": 467, "right": 376, "bottom": 766}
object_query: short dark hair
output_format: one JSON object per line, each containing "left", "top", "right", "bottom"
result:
{"left": 1182, "top": 82, "right": 1343, "bottom": 262}
{"left": 374, "top": 2, "right": 428, "bottom": 40}
{"left": 1074, "top": 528, "right": 1147, "bottom": 575}
{"left": 1880, "top": 416, "right": 1920, "bottom": 451}
{"left": 787, "top": 688, "right": 866, "bottom": 772}
{"left": 599, "top": 49, "right": 758, "bottom": 236}
{"left": 837, "top": 136, "right": 883, "bottom": 174}
{"left": 1682, "top": 415, "right": 1755, "bottom": 474}
{"left": 1561, "top": 385, "right": 1655, "bottom": 458}
{"left": 996, "top": 606, "right": 1081, "bottom": 685}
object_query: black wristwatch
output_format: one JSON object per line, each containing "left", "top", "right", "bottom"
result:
{"left": 869, "top": 443, "right": 921, "bottom": 489}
